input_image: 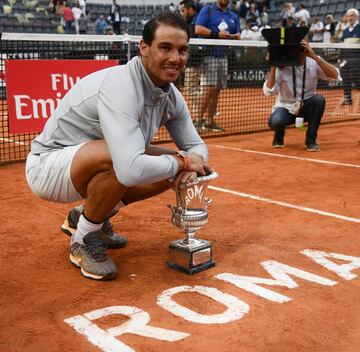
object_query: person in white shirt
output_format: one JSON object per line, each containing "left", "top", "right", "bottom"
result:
{"left": 263, "top": 40, "right": 339, "bottom": 151}
{"left": 72, "top": 3, "right": 83, "bottom": 34}
{"left": 294, "top": 3, "right": 310, "bottom": 26}
{"left": 323, "top": 14, "right": 336, "bottom": 43}
{"left": 240, "top": 20, "right": 258, "bottom": 40}
{"left": 334, "top": 14, "right": 348, "bottom": 42}
{"left": 309, "top": 17, "right": 324, "bottom": 42}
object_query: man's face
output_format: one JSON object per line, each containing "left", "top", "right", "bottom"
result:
{"left": 180, "top": 5, "right": 189, "bottom": 19}
{"left": 347, "top": 11, "right": 358, "bottom": 26}
{"left": 140, "top": 24, "right": 189, "bottom": 87}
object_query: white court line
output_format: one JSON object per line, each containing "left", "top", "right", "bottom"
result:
{"left": 209, "top": 185, "right": 360, "bottom": 224}
{"left": 212, "top": 144, "right": 360, "bottom": 169}
{"left": 0, "top": 137, "right": 28, "bottom": 146}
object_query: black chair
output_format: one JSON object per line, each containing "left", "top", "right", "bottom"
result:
{"left": 335, "top": 3, "right": 346, "bottom": 13}
{"left": 120, "top": 5, "right": 129, "bottom": 16}
{"left": 318, "top": 4, "right": 328, "bottom": 16}
{"left": 137, "top": 5, "right": 145, "bottom": 17}
{"left": 145, "top": 5, "right": 154, "bottom": 17}
{"left": 129, "top": 5, "right": 137, "bottom": 16}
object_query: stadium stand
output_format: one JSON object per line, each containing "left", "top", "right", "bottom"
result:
{"left": 0, "top": 1, "right": 358, "bottom": 35}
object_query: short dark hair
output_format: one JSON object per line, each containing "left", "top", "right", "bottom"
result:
{"left": 143, "top": 13, "right": 190, "bottom": 45}
{"left": 180, "top": 0, "right": 197, "bottom": 12}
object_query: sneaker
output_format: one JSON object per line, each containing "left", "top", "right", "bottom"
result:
{"left": 193, "top": 119, "right": 204, "bottom": 133}
{"left": 70, "top": 231, "right": 117, "bottom": 280}
{"left": 341, "top": 99, "right": 352, "bottom": 106}
{"left": 272, "top": 137, "right": 284, "bottom": 148}
{"left": 306, "top": 143, "right": 320, "bottom": 152}
{"left": 61, "top": 208, "right": 127, "bottom": 249}
{"left": 203, "top": 121, "right": 225, "bottom": 132}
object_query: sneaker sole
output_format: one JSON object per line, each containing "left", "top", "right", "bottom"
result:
{"left": 69, "top": 254, "right": 117, "bottom": 281}
{"left": 272, "top": 145, "right": 284, "bottom": 148}
{"left": 306, "top": 148, "right": 320, "bottom": 152}
{"left": 61, "top": 218, "right": 75, "bottom": 237}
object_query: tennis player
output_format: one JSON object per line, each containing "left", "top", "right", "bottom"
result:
{"left": 25, "top": 13, "right": 213, "bottom": 281}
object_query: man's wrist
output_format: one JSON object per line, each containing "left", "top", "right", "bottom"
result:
{"left": 210, "top": 31, "right": 219, "bottom": 39}
{"left": 172, "top": 151, "right": 189, "bottom": 171}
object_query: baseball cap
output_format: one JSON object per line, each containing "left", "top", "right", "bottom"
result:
{"left": 262, "top": 27, "right": 309, "bottom": 67}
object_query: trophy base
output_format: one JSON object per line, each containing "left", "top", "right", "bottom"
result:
{"left": 167, "top": 239, "right": 215, "bottom": 275}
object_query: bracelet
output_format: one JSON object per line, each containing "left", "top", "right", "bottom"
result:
{"left": 210, "top": 31, "right": 219, "bottom": 39}
{"left": 172, "top": 151, "right": 190, "bottom": 171}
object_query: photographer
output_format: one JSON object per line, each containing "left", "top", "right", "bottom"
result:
{"left": 264, "top": 40, "right": 339, "bottom": 151}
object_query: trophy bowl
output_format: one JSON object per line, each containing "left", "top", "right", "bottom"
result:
{"left": 167, "top": 171, "right": 218, "bottom": 274}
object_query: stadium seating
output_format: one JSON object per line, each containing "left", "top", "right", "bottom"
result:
{"left": 0, "top": 0, "right": 358, "bottom": 35}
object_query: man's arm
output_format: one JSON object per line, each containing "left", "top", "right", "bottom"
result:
{"left": 266, "top": 66, "right": 276, "bottom": 89}
{"left": 301, "top": 41, "right": 339, "bottom": 80}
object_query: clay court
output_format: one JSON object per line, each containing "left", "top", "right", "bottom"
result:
{"left": 1, "top": 117, "right": 360, "bottom": 352}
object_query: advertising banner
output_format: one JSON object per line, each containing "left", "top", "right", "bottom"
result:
{"left": 6, "top": 60, "right": 118, "bottom": 133}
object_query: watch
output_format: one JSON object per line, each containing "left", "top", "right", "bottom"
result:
{"left": 172, "top": 151, "right": 190, "bottom": 171}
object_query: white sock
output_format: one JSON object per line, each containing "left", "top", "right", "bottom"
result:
{"left": 73, "top": 215, "right": 102, "bottom": 244}
{"left": 76, "top": 202, "right": 125, "bottom": 219}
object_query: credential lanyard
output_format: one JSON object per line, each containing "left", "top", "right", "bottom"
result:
{"left": 292, "top": 59, "right": 306, "bottom": 108}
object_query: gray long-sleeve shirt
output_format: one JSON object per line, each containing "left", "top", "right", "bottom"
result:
{"left": 31, "top": 56, "right": 208, "bottom": 187}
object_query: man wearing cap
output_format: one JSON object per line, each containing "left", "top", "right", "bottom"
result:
{"left": 340, "top": 8, "right": 360, "bottom": 105}
{"left": 263, "top": 39, "right": 339, "bottom": 151}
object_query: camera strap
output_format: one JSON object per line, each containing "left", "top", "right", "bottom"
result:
{"left": 292, "top": 58, "right": 307, "bottom": 109}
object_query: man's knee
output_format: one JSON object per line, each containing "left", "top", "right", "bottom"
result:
{"left": 311, "top": 94, "right": 325, "bottom": 108}
{"left": 268, "top": 109, "right": 288, "bottom": 130}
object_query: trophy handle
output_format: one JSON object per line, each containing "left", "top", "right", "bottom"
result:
{"left": 205, "top": 197, "right": 212, "bottom": 209}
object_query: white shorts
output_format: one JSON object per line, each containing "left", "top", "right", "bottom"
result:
{"left": 25, "top": 144, "right": 85, "bottom": 203}
{"left": 200, "top": 56, "right": 228, "bottom": 88}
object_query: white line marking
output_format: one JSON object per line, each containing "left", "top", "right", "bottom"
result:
{"left": 212, "top": 145, "right": 360, "bottom": 169}
{"left": 0, "top": 137, "right": 27, "bottom": 146}
{"left": 209, "top": 185, "right": 360, "bottom": 224}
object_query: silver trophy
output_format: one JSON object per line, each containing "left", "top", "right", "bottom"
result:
{"left": 167, "top": 171, "right": 218, "bottom": 274}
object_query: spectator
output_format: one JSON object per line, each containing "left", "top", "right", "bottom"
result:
{"left": 279, "top": 2, "right": 295, "bottom": 27}
{"left": 179, "top": 0, "right": 203, "bottom": 132}
{"left": 239, "top": 0, "right": 249, "bottom": 30}
{"left": 63, "top": 3, "right": 74, "bottom": 34}
{"left": 340, "top": 8, "right": 360, "bottom": 105}
{"left": 78, "top": 12, "right": 88, "bottom": 34}
{"left": 78, "top": 0, "right": 86, "bottom": 15}
{"left": 246, "top": 3, "right": 260, "bottom": 27}
{"left": 95, "top": 14, "right": 108, "bottom": 35}
{"left": 260, "top": 5, "right": 269, "bottom": 26}
{"left": 309, "top": 17, "right": 324, "bottom": 42}
{"left": 195, "top": 0, "right": 240, "bottom": 132}
{"left": 240, "top": 19, "right": 257, "bottom": 40}
{"left": 294, "top": 3, "right": 310, "bottom": 26}
{"left": 334, "top": 14, "right": 348, "bottom": 43}
{"left": 264, "top": 40, "right": 339, "bottom": 151}
{"left": 109, "top": 0, "right": 121, "bottom": 34}
{"left": 323, "top": 15, "right": 336, "bottom": 43}
{"left": 72, "top": 2, "right": 83, "bottom": 34}
{"left": 169, "top": 2, "right": 176, "bottom": 13}
{"left": 286, "top": 16, "right": 296, "bottom": 29}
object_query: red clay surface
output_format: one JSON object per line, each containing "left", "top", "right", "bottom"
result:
{"left": 1, "top": 120, "right": 360, "bottom": 352}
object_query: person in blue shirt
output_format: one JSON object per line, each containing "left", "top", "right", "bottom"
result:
{"left": 195, "top": 0, "right": 240, "bottom": 132}
{"left": 95, "top": 15, "right": 108, "bottom": 35}
{"left": 340, "top": 8, "right": 360, "bottom": 105}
